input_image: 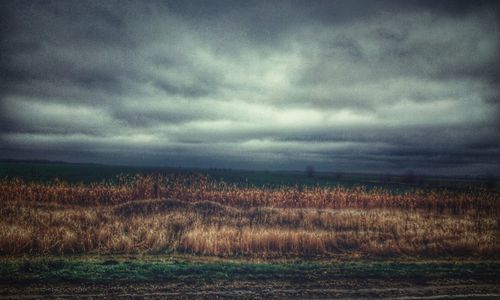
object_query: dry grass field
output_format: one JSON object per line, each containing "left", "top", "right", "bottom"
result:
{"left": 1, "top": 173, "right": 498, "bottom": 257}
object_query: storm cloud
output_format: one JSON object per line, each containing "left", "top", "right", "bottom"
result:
{"left": 1, "top": 0, "right": 499, "bottom": 175}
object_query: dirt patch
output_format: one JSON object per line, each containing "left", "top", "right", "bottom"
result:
{"left": 1, "top": 279, "right": 499, "bottom": 299}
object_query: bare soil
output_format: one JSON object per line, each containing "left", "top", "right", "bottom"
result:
{"left": 2, "top": 277, "right": 500, "bottom": 299}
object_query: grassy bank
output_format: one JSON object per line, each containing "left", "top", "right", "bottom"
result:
{"left": 1, "top": 257, "right": 499, "bottom": 283}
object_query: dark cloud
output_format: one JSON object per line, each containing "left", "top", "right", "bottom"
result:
{"left": 1, "top": 0, "right": 499, "bottom": 175}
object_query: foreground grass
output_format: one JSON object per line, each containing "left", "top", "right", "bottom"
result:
{"left": 1, "top": 196, "right": 498, "bottom": 257}
{"left": 1, "top": 257, "right": 499, "bottom": 283}
{"left": 1, "top": 174, "right": 499, "bottom": 257}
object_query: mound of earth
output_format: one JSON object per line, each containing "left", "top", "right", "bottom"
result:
{"left": 114, "top": 198, "right": 239, "bottom": 216}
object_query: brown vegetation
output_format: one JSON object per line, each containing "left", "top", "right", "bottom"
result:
{"left": 0, "top": 174, "right": 498, "bottom": 257}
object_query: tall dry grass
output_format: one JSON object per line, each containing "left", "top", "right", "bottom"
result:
{"left": 0, "top": 174, "right": 498, "bottom": 257}
{"left": 1, "top": 174, "right": 497, "bottom": 213}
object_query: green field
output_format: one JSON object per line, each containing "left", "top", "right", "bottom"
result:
{"left": 0, "top": 161, "right": 492, "bottom": 190}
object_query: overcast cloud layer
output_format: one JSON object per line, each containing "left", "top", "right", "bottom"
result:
{"left": 1, "top": 0, "right": 499, "bottom": 175}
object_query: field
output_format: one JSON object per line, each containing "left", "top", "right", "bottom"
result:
{"left": 0, "top": 162, "right": 499, "bottom": 298}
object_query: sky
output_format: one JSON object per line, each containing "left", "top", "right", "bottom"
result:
{"left": 1, "top": 0, "right": 499, "bottom": 175}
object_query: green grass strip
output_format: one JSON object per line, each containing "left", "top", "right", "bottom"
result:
{"left": 1, "top": 258, "right": 499, "bottom": 283}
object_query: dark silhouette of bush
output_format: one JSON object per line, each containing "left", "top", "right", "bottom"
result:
{"left": 305, "top": 165, "right": 315, "bottom": 178}
{"left": 482, "top": 174, "right": 498, "bottom": 189}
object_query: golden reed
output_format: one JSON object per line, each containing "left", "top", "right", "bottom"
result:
{"left": 0, "top": 174, "right": 498, "bottom": 257}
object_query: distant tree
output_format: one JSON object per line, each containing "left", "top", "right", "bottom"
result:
{"left": 306, "top": 165, "right": 315, "bottom": 178}
{"left": 153, "top": 173, "right": 159, "bottom": 198}
{"left": 335, "top": 172, "right": 344, "bottom": 180}
{"left": 482, "top": 173, "right": 498, "bottom": 189}
{"left": 382, "top": 173, "right": 393, "bottom": 183}
{"left": 402, "top": 170, "right": 416, "bottom": 184}
{"left": 30, "top": 167, "right": 40, "bottom": 182}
